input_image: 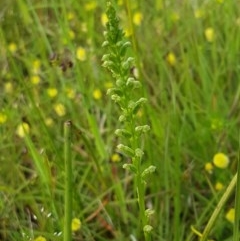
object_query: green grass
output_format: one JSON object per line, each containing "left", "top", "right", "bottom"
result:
{"left": 1, "top": 0, "right": 240, "bottom": 240}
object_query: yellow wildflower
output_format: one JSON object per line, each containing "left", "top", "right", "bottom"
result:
{"left": 215, "top": 182, "right": 224, "bottom": 191}
{"left": 81, "top": 23, "right": 87, "bottom": 32}
{"left": 30, "top": 75, "right": 41, "bottom": 85}
{"left": 111, "top": 153, "right": 121, "bottom": 162}
{"left": 34, "top": 236, "right": 47, "bottom": 241}
{"left": 101, "top": 13, "right": 108, "bottom": 26}
{"left": 124, "top": 26, "right": 132, "bottom": 37}
{"left": 236, "top": 18, "right": 240, "bottom": 27}
{"left": 205, "top": 28, "right": 215, "bottom": 43}
{"left": 117, "top": 0, "right": 123, "bottom": 5}
{"left": 71, "top": 218, "right": 81, "bottom": 232}
{"left": 194, "top": 9, "right": 204, "bottom": 19}
{"left": 68, "top": 30, "right": 75, "bottom": 40}
{"left": 225, "top": 208, "right": 235, "bottom": 223}
{"left": 104, "top": 81, "right": 113, "bottom": 89}
{"left": 54, "top": 103, "right": 66, "bottom": 117}
{"left": 166, "top": 52, "right": 177, "bottom": 66}
{"left": 32, "top": 59, "right": 41, "bottom": 74}
{"left": 133, "top": 12, "right": 143, "bottom": 26}
{"left": 45, "top": 117, "right": 53, "bottom": 126}
{"left": 76, "top": 47, "right": 87, "bottom": 61}
{"left": 67, "top": 12, "right": 75, "bottom": 21}
{"left": 0, "top": 113, "right": 7, "bottom": 124}
{"left": 211, "top": 118, "right": 223, "bottom": 131}
{"left": 47, "top": 88, "right": 58, "bottom": 98}
{"left": 8, "top": 42, "right": 17, "bottom": 54}
{"left": 4, "top": 82, "right": 13, "bottom": 93}
{"left": 204, "top": 162, "right": 213, "bottom": 174}
{"left": 93, "top": 89, "right": 102, "bottom": 100}
{"left": 171, "top": 12, "right": 180, "bottom": 22}
{"left": 65, "top": 88, "right": 76, "bottom": 99}
{"left": 213, "top": 153, "right": 229, "bottom": 169}
{"left": 84, "top": 1, "right": 97, "bottom": 11}
{"left": 16, "top": 122, "right": 30, "bottom": 138}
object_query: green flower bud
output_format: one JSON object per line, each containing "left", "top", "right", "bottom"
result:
{"left": 141, "top": 165, "right": 156, "bottom": 178}
{"left": 115, "top": 129, "right": 132, "bottom": 138}
{"left": 135, "top": 125, "right": 151, "bottom": 135}
{"left": 107, "top": 88, "right": 123, "bottom": 96}
{"left": 116, "top": 78, "right": 125, "bottom": 87}
{"left": 101, "top": 54, "right": 110, "bottom": 61}
{"left": 111, "top": 94, "right": 121, "bottom": 103}
{"left": 145, "top": 209, "right": 155, "bottom": 218}
{"left": 117, "top": 144, "right": 135, "bottom": 157}
{"left": 119, "top": 115, "right": 126, "bottom": 122}
{"left": 122, "top": 163, "right": 137, "bottom": 174}
{"left": 135, "top": 148, "right": 144, "bottom": 158}
{"left": 131, "top": 98, "right": 147, "bottom": 114}
{"left": 120, "top": 41, "right": 131, "bottom": 56}
{"left": 143, "top": 225, "right": 153, "bottom": 233}
{"left": 102, "top": 40, "right": 109, "bottom": 47}
{"left": 126, "top": 78, "right": 141, "bottom": 89}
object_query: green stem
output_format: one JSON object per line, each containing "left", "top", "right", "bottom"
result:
{"left": 233, "top": 134, "right": 240, "bottom": 241}
{"left": 137, "top": 173, "right": 151, "bottom": 241}
{"left": 64, "top": 121, "right": 73, "bottom": 241}
{"left": 200, "top": 173, "right": 237, "bottom": 241}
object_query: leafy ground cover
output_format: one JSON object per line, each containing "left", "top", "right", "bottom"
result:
{"left": 1, "top": 0, "right": 240, "bottom": 240}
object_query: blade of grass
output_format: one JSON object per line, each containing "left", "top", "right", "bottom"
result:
{"left": 200, "top": 173, "right": 237, "bottom": 241}
{"left": 64, "top": 120, "right": 73, "bottom": 241}
{"left": 233, "top": 132, "right": 240, "bottom": 241}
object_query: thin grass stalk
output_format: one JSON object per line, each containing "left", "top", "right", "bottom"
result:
{"left": 64, "top": 121, "right": 73, "bottom": 241}
{"left": 233, "top": 133, "right": 240, "bottom": 241}
{"left": 200, "top": 173, "right": 237, "bottom": 241}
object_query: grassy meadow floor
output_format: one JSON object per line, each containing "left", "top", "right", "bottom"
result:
{"left": 1, "top": 0, "right": 240, "bottom": 240}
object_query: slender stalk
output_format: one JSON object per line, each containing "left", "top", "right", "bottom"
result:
{"left": 200, "top": 173, "right": 237, "bottom": 241}
{"left": 64, "top": 121, "right": 73, "bottom": 241}
{"left": 233, "top": 133, "right": 240, "bottom": 241}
